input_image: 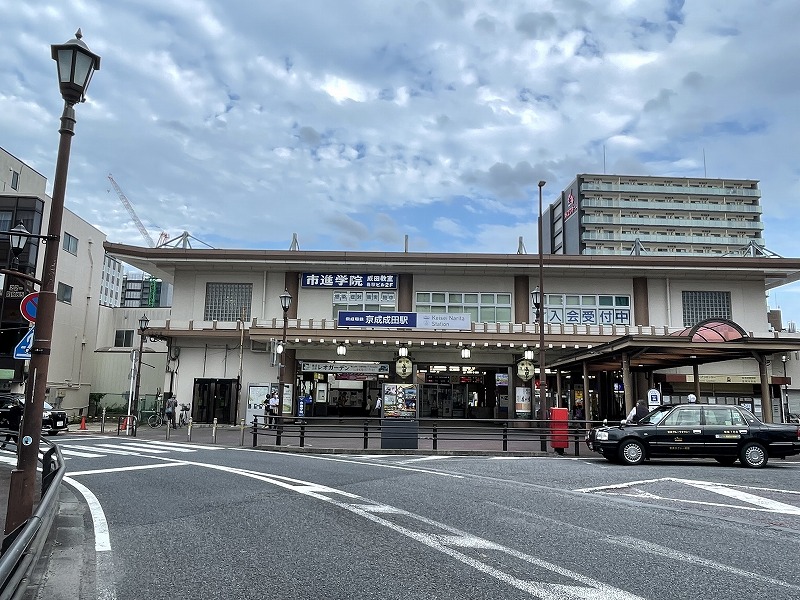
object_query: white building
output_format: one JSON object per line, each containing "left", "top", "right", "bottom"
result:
{"left": 546, "top": 174, "right": 764, "bottom": 256}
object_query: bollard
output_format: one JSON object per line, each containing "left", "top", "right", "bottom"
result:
{"left": 166, "top": 423, "right": 171, "bottom": 440}
{"left": 502, "top": 423, "right": 508, "bottom": 452}
{"left": 252, "top": 416, "right": 258, "bottom": 447}
{"left": 212, "top": 417, "right": 218, "bottom": 444}
{"left": 363, "top": 421, "right": 369, "bottom": 450}
{"left": 300, "top": 423, "right": 305, "bottom": 448}
{"left": 275, "top": 418, "right": 282, "bottom": 446}
{"left": 187, "top": 417, "right": 193, "bottom": 442}
{"left": 101, "top": 407, "right": 106, "bottom": 434}
{"left": 433, "top": 422, "right": 438, "bottom": 451}
{"left": 240, "top": 419, "right": 245, "bottom": 446}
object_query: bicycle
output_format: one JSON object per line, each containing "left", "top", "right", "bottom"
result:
{"left": 178, "top": 404, "right": 190, "bottom": 427}
{"left": 148, "top": 412, "right": 164, "bottom": 428}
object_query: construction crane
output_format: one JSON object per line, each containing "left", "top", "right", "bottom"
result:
{"left": 107, "top": 174, "right": 168, "bottom": 247}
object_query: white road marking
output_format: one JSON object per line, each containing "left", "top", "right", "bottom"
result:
{"left": 396, "top": 455, "right": 452, "bottom": 464}
{"left": 144, "top": 440, "right": 221, "bottom": 450}
{"left": 62, "top": 476, "right": 111, "bottom": 551}
{"left": 67, "top": 462, "right": 187, "bottom": 476}
{"left": 576, "top": 477, "right": 800, "bottom": 516}
{"left": 60, "top": 448, "right": 105, "bottom": 458}
{"left": 62, "top": 476, "right": 117, "bottom": 600}
{"left": 289, "top": 453, "right": 464, "bottom": 477}
{"left": 112, "top": 443, "right": 170, "bottom": 453}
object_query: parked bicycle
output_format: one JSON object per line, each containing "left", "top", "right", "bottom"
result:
{"left": 148, "top": 412, "right": 164, "bottom": 428}
{"left": 178, "top": 404, "right": 190, "bottom": 427}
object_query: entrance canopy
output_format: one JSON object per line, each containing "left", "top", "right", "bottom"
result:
{"left": 549, "top": 319, "right": 800, "bottom": 373}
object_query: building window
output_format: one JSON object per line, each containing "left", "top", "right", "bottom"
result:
{"left": 204, "top": 283, "right": 252, "bottom": 321}
{"left": 416, "top": 291, "right": 512, "bottom": 323}
{"left": 62, "top": 232, "right": 78, "bottom": 255}
{"left": 333, "top": 290, "right": 396, "bottom": 319}
{"left": 682, "top": 291, "right": 731, "bottom": 326}
{"left": 114, "top": 329, "right": 134, "bottom": 347}
{"left": 57, "top": 282, "right": 73, "bottom": 304}
{"left": 10, "top": 171, "right": 19, "bottom": 190}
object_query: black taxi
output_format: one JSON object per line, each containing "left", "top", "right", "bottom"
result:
{"left": 586, "top": 403, "right": 800, "bottom": 468}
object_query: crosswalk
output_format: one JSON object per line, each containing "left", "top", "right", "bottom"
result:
{"left": 57, "top": 439, "right": 224, "bottom": 460}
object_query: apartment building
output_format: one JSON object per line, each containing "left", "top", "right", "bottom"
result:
{"left": 544, "top": 174, "right": 764, "bottom": 256}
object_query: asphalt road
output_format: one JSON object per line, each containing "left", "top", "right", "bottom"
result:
{"left": 30, "top": 432, "right": 800, "bottom": 599}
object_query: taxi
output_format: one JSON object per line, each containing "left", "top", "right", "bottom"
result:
{"left": 586, "top": 403, "right": 800, "bottom": 468}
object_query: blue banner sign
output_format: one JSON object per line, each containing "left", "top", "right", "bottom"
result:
{"left": 302, "top": 273, "right": 397, "bottom": 289}
{"left": 338, "top": 311, "right": 416, "bottom": 327}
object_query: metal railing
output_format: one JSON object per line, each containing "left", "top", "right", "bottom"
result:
{"left": 0, "top": 440, "right": 65, "bottom": 599}
{"left": 249, "top": 416, "right": 598, "bottom": 455}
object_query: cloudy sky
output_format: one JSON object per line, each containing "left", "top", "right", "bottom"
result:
{"left": 2, "top": 1, "right": 800, "bottom": 319}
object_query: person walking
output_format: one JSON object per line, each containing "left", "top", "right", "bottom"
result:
{"left": 268, "top": 392, "right": 279, "bottom": 428}
{"left": 165, "top": 395, "right": 178, "bottom": 429}
{"left": 626, "top": 399, "right": 649, "bottom": 423}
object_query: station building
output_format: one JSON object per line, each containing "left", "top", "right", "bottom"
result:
{"left": 103, "top": 243, "right": 800, "bottom": 425}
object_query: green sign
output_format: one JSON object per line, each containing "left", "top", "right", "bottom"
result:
{"left": 0, "top": 369, "right": 16, "bottom": 380}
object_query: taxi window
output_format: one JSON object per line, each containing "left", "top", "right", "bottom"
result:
{"left": 703, "top": 406, "right": 744, "bottom": 426}
{"left": 661, "top": 407, "right": 701, "bottom": 427}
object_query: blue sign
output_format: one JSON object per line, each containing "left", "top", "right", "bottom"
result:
{"left": 338, "top": 311, "right": 416, "bottom": 327}
{"left": 302, "top": 273, "right": 397, "bottom": 289}
{"left": 14, "top": 327, "right": 34, "bottom": 360}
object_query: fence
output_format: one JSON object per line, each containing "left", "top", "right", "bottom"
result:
{"left": 249, "top": 416, "right": 596, "bottom": 455}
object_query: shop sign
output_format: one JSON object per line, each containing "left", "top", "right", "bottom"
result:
{"left": 302, "top": 273, "right": 397, "bottom": 289}
{"left": 690, "top": 374, "right": 760, "bottom": 384}
{"left": 302, "top": 362, "right": 390, "bottom": 374}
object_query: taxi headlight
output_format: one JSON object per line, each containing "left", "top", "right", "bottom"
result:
{"left": 595, "top": 431, "right": 609, "bottom": 441}
{"left": 42, "top": 411, "right": 51, "bottom": 419}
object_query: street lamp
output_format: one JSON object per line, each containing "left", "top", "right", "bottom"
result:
{"left": 9, "top": 222, "right": 29, "bottom": 268}
{"left": 536, "top": 179, "right": 547, "bottom": 415}
{"left": 5, "top": 29, "right": 100, "bottom": 535}
{"left": 461, "top": 347, "right": 471, "bottom": 360}
{"left": 132, "top": 314, "right": 149, "bottom": 428}
{"left": 336, "top": 343, "right": 347, "bottom": 356}
{"left": 276, "top": 289, "right": 292, "bottom": 421}
{"left": 782, "top": 355, "right": 789, "bottom": 422}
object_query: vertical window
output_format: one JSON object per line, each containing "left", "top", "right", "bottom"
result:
{"left": 204, "top": 283, "right": 253, "bottom": 321}
{"left": 57, "top": 282, "right": 73, "bottom": 304}
{"left": 62, "top": 232, "right": 79, "bottom": 254}
{"left": 682, "top": 291, "right": 731, "bottom": 326}
{"left": 10, "top": 171, "right": 19, "bottom": 190}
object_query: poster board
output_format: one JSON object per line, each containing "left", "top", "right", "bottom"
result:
{"left": 382, "top": 383, "right": 418, "bottom": 418}
{"left": 246, "top": 384, "right": 270, "bottom": 424}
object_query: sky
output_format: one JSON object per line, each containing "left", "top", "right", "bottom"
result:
{"left": 2, "top": 1, "right": 800, "bottom": 320}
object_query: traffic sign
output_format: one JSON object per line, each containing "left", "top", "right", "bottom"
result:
{"left": 14, "top": 327, "right": 34, "bottom": 360}
{"left": 20, "top": 292, "right": 38, "bottom": 323}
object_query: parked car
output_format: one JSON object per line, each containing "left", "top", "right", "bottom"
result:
{"left": 586, "top": 403, "right": 800, "bottom": 468}
{"left": 0, "top": 393, "right": 69, "bottom": 436}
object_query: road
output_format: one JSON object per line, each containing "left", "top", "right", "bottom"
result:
{"left": 31, "top": 432, "right": 800, "bottom": 599}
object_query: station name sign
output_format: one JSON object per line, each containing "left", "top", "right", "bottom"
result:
{"left": 337, "top": 311, "right": 472, "bottom": 330}
{"left": 301, "top": 362, "right": 389, "bottom": 374}
{"left": 302, "top": 273, "right": 397, "bottom": 289}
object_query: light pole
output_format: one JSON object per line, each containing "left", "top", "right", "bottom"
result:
{"left": 782, "top": 355, "right": 789, "bottom": 422}
{"left": 5, "top": 29, "right": 100, "bottom": 535}
{"left": 536, "top": 180, "right": 547, "bottom": 416}
{"left": 133, "top": 314, "right": 149, "bottom": 426}
{"left": 275, "top": 289, "right": 292, "bottom": 420}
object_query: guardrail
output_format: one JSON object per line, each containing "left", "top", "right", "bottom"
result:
{"left": 250, "top": 416, "right": 598, "bottom": 455}
{"left": 0, "top": 440, "right": 65, "bottom": 599}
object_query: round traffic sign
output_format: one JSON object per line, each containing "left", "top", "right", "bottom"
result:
{"left": 20, "top": 292, "right": 38, "bottom": 323}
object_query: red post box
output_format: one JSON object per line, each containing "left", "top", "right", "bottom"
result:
{"left": 549, "top": 407, "right": 569, "bottom": 454}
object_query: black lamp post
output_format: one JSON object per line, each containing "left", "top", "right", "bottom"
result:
{"left": 536, "top": 180, "right": 546, "bottom": 415}
{"left": 4, "top": 29, "right": 100, "bottom": 536}
{"left": 133, "top": 314, "right": 149, "bottom": 424}
{"left": 9, "top": 222, "right": 29, "bottom": 268}
{"left": 275, "top": 289, "right": 292, "bottom": 444}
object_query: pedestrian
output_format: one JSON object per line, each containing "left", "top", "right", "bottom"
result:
{"left": 268, "top": 392, "right": 279, "bottom": 428}
{"left": 373, "top": 395, "right": 382, "bottom": 417}
{"left": 165, "top": 395, "right": 178, "bottom": 429}
{"left": 337, "top": 393, "right": 346, "bottom": 422}
{"left": 626, "top": 399, "right": 648, "bottom": 423}
{"left": 572, "top": 400, "right": 585, "bottom": 421}
{"left": 364, "top": 394, "right": 372, "bottom": 416}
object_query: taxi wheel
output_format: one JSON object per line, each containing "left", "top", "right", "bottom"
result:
{"left": 618, "top": 439, "right": 645, "bottom": 465}
{"left": 739, "top": 442, "right": 768, "bottom": 468}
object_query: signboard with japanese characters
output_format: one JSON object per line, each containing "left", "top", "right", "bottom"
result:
{"left": 301, "top": 362, "right": 390, "bottom": 374}
{"left": 302, "top": 273, "right": 397, "bottom": 289}
{"left": 337, "top": 311, "right": 472, "bottom": 330}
